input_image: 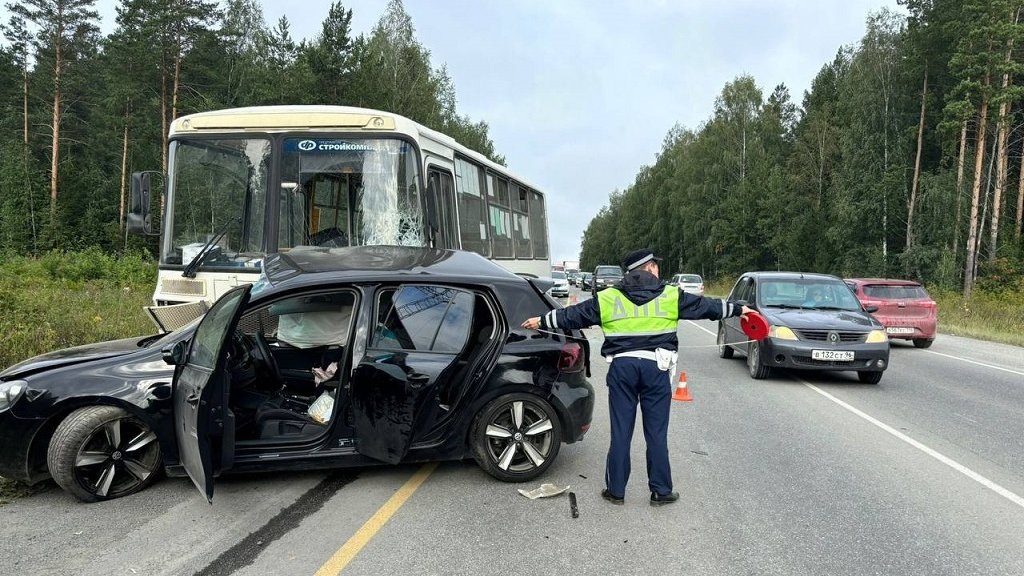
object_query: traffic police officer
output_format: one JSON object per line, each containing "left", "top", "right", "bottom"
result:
{"left": 522, "top": 249, "right": 751, "bottom": 506}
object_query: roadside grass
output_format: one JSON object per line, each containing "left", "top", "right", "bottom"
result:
{"left": 703, "top": 279, "right": 1024, "bottom": 348}
{"left": 0, "top": 250, "right": 156, "bottom": 506}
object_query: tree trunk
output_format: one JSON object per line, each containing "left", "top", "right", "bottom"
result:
{"left": 990, "top": 98, "right": 1010, "bottom": 262}
{"left": 49, "top": 35, "right": 62, "bottom": 217}
{"left": 119, "top": 107, "right": 129, "bottom": 232}
{"left": 953, "top": 119, "right": 969, "bottom": 255}
{"left": 173, "top": 21, "right": 182, "bottom": 122}
{"left": 21, "top": 59, "right": 28, "bottom": 146}
{"left": 1017, "top": 148, "right": 1024, "bottom": 241}
{"left": 964, "top": 80, "right": 990, "bottom": 299}
{"left": 907, "top": 70, "right": 927, "bottom": 256}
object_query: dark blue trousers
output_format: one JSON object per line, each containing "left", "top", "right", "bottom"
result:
{"left": 604, "top": 357, "right": 673, "bottom": 498}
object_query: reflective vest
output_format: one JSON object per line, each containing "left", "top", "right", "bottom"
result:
{"left": 598, "top": 286, "right": 679, "bottom": 338}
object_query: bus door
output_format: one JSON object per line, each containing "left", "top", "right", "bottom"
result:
{"left": 426, "top": 167, "right": 457, "bottom": 249}
{"left": 306, "top": 173, "right": 356, "bottom": 247}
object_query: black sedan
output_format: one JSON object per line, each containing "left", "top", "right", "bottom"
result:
{"left": 0, "top": 246, "right": 594, "bottom": 502}
{"left": 717, "top": 272, "right": 890, "bottom": 383}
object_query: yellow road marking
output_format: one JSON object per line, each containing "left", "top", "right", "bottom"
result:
{"left": 314, "top": 463, "right": 438, "bottom": 575}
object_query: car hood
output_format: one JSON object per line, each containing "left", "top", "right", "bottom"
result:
{"left": 0, "top": 336, "right": 151, "bottom": 379}
{"left": 761, "top": 308, "right": 878, "bottom": 331}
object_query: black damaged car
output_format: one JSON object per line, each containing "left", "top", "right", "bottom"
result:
{"left": 0, "top": 246, "right": 594, "bottom": 502}
{"left": 717, "top": 272, "right": 890, "bottom": 384}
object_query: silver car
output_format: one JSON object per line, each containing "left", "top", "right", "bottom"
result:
{"left": 672, "top": 273, "right": 704, "bottom": 295}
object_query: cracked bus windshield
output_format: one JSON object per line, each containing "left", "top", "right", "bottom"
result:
{"left": 162, "top": 136, "right": 422, "bottom": 270}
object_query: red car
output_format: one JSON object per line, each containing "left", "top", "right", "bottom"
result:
{"left": 845, "top": 278, "right": 937, "bottom": 348}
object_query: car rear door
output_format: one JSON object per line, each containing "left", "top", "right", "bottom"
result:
{"left": 173, "top": 285, "right": 251, "bottom": 502}
{"left": 351, "top": 284, "right": 476, "bottom": 464}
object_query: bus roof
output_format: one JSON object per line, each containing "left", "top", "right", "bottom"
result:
{"left": 169, "top": 105, "right": 543, "bottom": 194}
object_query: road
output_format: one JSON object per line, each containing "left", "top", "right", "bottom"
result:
{"left": 2, "top": 286, "right": 1023, "bottom": 575}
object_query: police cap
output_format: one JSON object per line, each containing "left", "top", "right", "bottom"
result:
{"left": 622, "top": 249, "right": 662, "bottom": 272}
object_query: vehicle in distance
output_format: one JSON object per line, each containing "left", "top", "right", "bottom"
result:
{"left": 718, "top": 272, "right": 890, "bottom": 384}
{"left": 670, "top": 273, "right": 704, "bottom": 295}
{"left": 0, "top": 246, "right": 594, "bottom": 502}
{"left": 845, "top": 278, "right": 937, "bottom": 348}
{"left": 549, "top": 271, "right": 570, "bottom": 297}
{"left": 591, "top": 265, "right": 624, "bottom": 296}
{"left": 579, "top": 272, "right": 593, "bottom": 291}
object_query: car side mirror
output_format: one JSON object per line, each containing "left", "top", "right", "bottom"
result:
{"left": 162, "top": 340, "right": 189, "bottom": 366}
{"left": 864, "top": 305, "right": 879, "bottom": 314}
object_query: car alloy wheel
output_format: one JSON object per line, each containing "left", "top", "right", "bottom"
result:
{"left": 718, "top": 324, "right": 734, "bottom": 359}
{"left": 48, "top": 406, "right": 163, "bottom": 502}
{"left": 471, "top": 393, "right": 562, "bottom": 482}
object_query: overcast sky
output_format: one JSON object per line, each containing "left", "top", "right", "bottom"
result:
{"left": 80, "top": 0, "right": 901, "bottom": 264}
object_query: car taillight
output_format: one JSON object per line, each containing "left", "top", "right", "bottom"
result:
{"left": 922, "top": 300, "right": 936, "bottom": 308}
{"left": 559, "top": 342, "right": 584, "bottom": 372}
{"left": 861, "top": 300, "right": 883, "bottom": 309}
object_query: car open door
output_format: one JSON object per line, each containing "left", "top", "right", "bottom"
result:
{"left": 173, "top": 285, "right": 251, "bottom": 502}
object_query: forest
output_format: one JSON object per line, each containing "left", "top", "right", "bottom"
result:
{"left": 0, "top": 0, "right": 500, "bottom": 256}
{"left": 580, "top": 1, "right": 1024, "bottom": 298}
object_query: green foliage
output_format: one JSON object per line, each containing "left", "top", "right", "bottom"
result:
{"left": 0, "top": 251, "right": 156, "bottom": 369}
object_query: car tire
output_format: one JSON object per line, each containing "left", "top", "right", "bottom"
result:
{"left": 747, "top": 342, "right": 771, "bottom": 379}
{"left": 471, "top": 393, "right": 562, "bottom": 483}
{"left": 718, "top": 324, "right": 734, "bottom": 359}
{"left": 912, "top": 338, "right": 934, "bottom": 349}
{"left": 48, "top": 406, "right": 163, "bottom": 502}
{"left": 857, "top": 371, "right": 883, "bottom": 384}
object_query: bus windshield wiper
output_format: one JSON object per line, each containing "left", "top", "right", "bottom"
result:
{"left": 182, "top": 217, "right": 240, "bottom": 278}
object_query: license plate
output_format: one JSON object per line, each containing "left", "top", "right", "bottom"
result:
{"left": 811, "top": 350, "right": 854, "bottom": 361}
{"left": 886, "top": 326, "right": 915, "bottom": 334}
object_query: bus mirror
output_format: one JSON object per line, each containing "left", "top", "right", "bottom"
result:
{"left": 127, "top": 171, "right": 161, "bottom": 236}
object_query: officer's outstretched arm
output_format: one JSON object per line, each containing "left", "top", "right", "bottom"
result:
{"left": 533, "top": 298, "right": 601, "bottom": 331}
{"left": 678, "top": 290, "right": 744, "bottom": 321}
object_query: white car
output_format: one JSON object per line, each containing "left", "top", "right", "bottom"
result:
{"left": 671, "top": 273, "right": 704, "bottom": 295}
{"left": 549, "top": 271, "right": 570, "bottom": 297}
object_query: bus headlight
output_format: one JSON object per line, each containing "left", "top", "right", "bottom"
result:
{"left": 0, "top": 380, "right": 27, "bottom": 413}
{"left": 769, "top": 326, "right": 798, "bottom": 340}
{"left": 865, "top": 330, "right": 888, "bottom": 343}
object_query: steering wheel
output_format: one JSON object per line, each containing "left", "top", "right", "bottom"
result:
{"left": 250, "top": 332, "right": 283, "bottom": 390}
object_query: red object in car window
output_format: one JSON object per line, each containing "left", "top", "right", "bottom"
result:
{"left": 845, "top": 278, "right": 937, "bottom": 347}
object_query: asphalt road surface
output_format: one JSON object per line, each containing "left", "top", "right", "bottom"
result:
{"left": 2, "top": 286, "right": 1023, "bottom": 576}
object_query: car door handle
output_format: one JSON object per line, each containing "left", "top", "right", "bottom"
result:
{"left": 407, "top": 373, "right": 430, "bottom": 389}
{"left": 185, "top": 392, "right": 201, "bottom": 406}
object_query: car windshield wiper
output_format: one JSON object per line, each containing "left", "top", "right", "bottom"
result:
{"left": 813, "top": 306, "right": 858, "bottom": 311}
{"left": 182, "top": 217, "right": 241, "bottom": 278}
{"left": 765, "top": 304, "right": 803, "bottom": 309}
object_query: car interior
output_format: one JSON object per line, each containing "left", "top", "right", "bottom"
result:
{"left": 227, "top": 290, "right": 357, "bottom": 443}
{"left": 224, "top": 286, "right": 500, "bottom": 445}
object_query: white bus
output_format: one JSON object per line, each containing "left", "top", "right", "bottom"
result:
{"left": 128, "top": 105, "right": 551, "bottom": 327}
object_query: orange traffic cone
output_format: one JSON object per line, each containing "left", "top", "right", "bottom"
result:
{"left": 672, "top": 371, "right": 693, "bottom": 402}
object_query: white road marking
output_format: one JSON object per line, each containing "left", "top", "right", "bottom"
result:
{"left": 922, "top": 350, "right": 1024, "bottom": 377}
{"left": 686, "top": 319, "right": 1024, "bottom": 510}
{"left": 686, "top": 320, "right": 717, "bottom": 336}
{"left": 801, "top": 380, "right": 1024, "bottom": 511}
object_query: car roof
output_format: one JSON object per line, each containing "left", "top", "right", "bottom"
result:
{"left": 744, "top": 271, "right": 843, "bottom": 282}
{"left": 845, "top": 278, "right": 922, "bottom": 286}
{"left": 258, "top": 246, "right": 527, "bottom": 293}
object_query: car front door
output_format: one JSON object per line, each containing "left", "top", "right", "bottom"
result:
{"left": 724, "top": 277, "right": 752, "bottom": 344}
{"left": 351, "top": 284, "right": 475, "bottom": 464}
{"left": 173, "top": 284, "right": 251, "bottom": 502}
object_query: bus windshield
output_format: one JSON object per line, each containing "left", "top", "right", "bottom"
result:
{"left": 162, "top": 135, "right": 423, "bottom": 269}
{"left": 163, "top": 137, "right": 271, "bottom": 268}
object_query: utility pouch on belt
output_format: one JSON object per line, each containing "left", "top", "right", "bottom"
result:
{"left": 655, "top": 348, "right": 677, "bottom": 373}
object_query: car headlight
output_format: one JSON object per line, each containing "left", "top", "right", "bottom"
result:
{"left": 0, "top": 380, "right": 27, "bottom": 412}
{"left": 865, "top": 330, "right": 888, "bottom": 343}
{"left": 769, "top": 326, "right": 798, "bottom": 340}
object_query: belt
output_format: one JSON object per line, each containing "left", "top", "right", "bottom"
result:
{"left": 605, "top": 350, "right": 659, "bottom": 362}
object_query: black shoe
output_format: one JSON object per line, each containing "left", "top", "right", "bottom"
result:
{"left": 601, "top": 489, "right": 624, "bottom": 505}
{"left": 650, "top": 491, "right": 679, "bottom": 506}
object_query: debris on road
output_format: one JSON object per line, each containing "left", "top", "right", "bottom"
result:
{"left": 517, "top": 483, "right": 569, "bottom": 500}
